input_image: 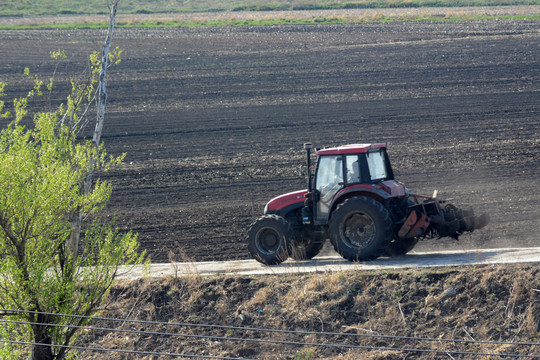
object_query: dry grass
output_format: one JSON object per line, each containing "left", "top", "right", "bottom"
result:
{"left": 87, "top": 263, "right": 540, "bottom": 359}
{"left": 166, "top": 249, "right": 204, "bottom": 306}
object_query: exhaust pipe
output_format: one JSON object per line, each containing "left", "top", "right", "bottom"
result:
{"left": 302, "top": 143, "right": 314, "bottom": 225}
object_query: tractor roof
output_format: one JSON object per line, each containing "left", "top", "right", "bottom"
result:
{"left": 316, "top": 143, "right": 386, "bottom": 156}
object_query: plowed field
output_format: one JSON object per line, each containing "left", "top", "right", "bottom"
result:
{"left": 1, "top": 18, "right": 539, "bottom": 262}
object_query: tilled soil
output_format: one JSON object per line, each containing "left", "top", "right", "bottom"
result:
{"left": 0, "top": 16, "right": 539, "bottom": 263}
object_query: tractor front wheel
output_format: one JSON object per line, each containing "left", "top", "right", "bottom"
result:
{"left": 247, "top": 215, "right": 293, "bottom": 265}
{"left": 329, "top": 196, "right": 393, "bottom": 261}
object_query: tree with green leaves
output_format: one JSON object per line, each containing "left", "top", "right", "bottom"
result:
{"left": 0, "top": 1, "right": 145, "bottom": 359}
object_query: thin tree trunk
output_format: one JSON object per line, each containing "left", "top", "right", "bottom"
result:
{"left": 93, "top": 0, "right": 118, "bottom": 147}
{"left": 67, "top": 0, "right": 119, "bottom": 263}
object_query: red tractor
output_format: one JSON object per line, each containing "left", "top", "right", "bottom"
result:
{"left": 247, "top": 143, "right": 489, "bottom": 265}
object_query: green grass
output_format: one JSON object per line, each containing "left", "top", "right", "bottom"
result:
{"left": 0, "top": 0, "right": 539, "bottom": 16}
{"left": 1, "top": 13, "right": 539, "bottom": 30}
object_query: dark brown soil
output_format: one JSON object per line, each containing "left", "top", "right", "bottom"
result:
{"left": 1, "top": 19, "right": 539, "bottom": 264}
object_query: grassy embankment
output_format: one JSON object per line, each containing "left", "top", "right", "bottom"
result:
{"left": 1, "top": 0, "right": 540, "bottom": 15}
{"left": 1, "top": 14, "right": 540, "bottom": 30}
{"left": 0, "top": 0, "right": 539, "bottom": 29}
{"left": 89, "top": 263, "right": 540, "bottom": 359}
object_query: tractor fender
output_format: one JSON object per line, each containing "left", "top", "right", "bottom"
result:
{"left": 265, "top": 189, "right": 307, "bottom": 215}
{"left": 266, "top": 201, "right": 304, "bottom": 218}
{"left": 334, "top": 184, "right": 396, "bottom": 202}
{"left": 329, "top": 186, "right": 387, "bottom": 219}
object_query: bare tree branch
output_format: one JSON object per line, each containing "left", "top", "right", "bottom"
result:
{"left": 68, "top": 0, "right": 120, "bottom": 262}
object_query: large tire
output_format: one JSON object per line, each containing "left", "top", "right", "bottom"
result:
{"left": 247, "top": 215, "right": 293, "bottom": 265}
{"left": 329, "top": 196, "right": 393, "bottom": 261}
{"left": 290, "top": 237, "right": 325, "bottom": 260}
{"left": 384, "top": 238, "right": 419, "bottom": 257}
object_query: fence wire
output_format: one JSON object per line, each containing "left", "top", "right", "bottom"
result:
{"left": 1, "top": 309, "right": 538, "bottom": 359}
{"left": 0, "top": 339, "right": 250, "bottom": 360}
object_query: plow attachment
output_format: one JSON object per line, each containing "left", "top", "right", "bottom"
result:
{"left": 399, "top": 198, "right": 490, "bottom": 240}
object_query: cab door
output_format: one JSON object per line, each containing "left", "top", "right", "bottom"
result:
{"left": 314, "top": 155, "right": 343, "bottom": 224}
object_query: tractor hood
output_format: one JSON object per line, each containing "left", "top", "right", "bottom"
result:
{"left": 265, "top": 189, "right": 307, "bottom": 213}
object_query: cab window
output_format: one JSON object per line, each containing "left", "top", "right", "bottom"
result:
{"left": 315, "top": 155, "right": 343, "bottom": 221}
{"left": 366, "top": 150, "right": 388, "bottom": 181}
{"left": 345, "top": 155, "right": 360, "bottom": 184}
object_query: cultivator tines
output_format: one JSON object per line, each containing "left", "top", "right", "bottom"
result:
{"left": 429, "top": 203, "right": 490, "bottom": 240}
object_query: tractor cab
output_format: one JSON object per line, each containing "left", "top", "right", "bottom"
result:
{"left": 305, "top": 143, "right": 400, "bottom": 225}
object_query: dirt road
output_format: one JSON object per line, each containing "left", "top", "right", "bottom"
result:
{"left": 118, "top": 247, "right": 540, "bottom": 279}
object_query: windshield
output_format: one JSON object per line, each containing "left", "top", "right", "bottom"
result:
{"left": 366, "top": 150, "right": 388, "bottom": 181}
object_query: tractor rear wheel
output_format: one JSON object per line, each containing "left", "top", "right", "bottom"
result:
{"left": 329, "top": 196, "right": 393, "bottom": 261}
{"left": 247, "top": 215, "right": 293, "bottom": 265}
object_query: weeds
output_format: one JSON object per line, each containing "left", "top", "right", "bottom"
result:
{"left": 245, "top": 286, "right": 273, "bottom": 308}
{"left": 294, "top": 346, "right": 317, "bottom": 360}
{"left": 166, "top": 249, "right": 204, "bottom": 307}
